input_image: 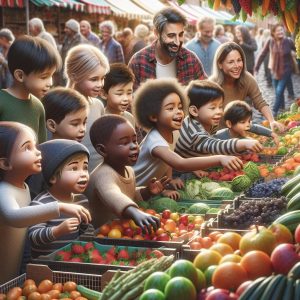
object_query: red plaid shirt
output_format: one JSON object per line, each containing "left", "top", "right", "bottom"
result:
{"left": 128, "top": 41, "right": 207, "bottom": 90}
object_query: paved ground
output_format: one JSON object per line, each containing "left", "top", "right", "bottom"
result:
{"left": 252, "top": 69, "right": 300, "bottom": 123}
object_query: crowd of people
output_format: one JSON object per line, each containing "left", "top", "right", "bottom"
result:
{"left": 0, "top": 7, "right": 298, "bottom": 284}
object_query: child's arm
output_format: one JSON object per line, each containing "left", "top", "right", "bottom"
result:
{"left": 153, "top": 146, "right": 244, "bottom": 172}
{"left": 249, "top": 124, "right": 279, "bottom": 145}
{"left": 139, "top": 176, "right": 171, "bottom": 200}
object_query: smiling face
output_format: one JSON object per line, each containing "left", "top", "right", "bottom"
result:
{"left": 199, "top": 21, "right": 214, "bottom": 44}
{"left": 74, "top": 67, "right": 106, "bottom": 98}
{"left": 49, "top": 107, "right": 88, "bottom": 142}
{"left": 22, "top": 66, "right": 56, "bottom": 99}
{"left": 218, "top": 49, "right": 244, "bottom": 81}
{"left": 106, "top": 82, "right": 133, "bottom": 114}
{"left": 51, "top": 153, "right": 89, "bottom": 194}
{"left": 158, "top": 22, "right": 184, "bottom": 58}
{"left": 102, "top": 121, "right": 139, "bottom": 175}
{"left": 273, "top": 25, "right": 284, "bottom": 40}
{"left": 190, "top": 97, "right": 223, "bottom": 131}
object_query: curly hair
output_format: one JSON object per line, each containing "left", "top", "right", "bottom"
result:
{"left": 133, "top": 78, "right": 187, "bottom": 131}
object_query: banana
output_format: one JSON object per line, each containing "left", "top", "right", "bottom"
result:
{"left": 282, "top": 277, "right": 294, "bottom": 300}
{"left": 281, "top": 174, "right": 300, "bottom": 196}
{"left": 294, "top": 279, "right": 300, "bottom": 300}
{"left": 261, "top": 274, "right": 286, "bottom": 300}
{"left": 239, "top": 276, "right": 268, "bottom": 300}
{"left": 288, "top": 262, "right": 300, "bottom": 279}
{"left": 246, "top": 276, "right": 274, "bottom": 300}
{"left": 273, "top": 210, "right": 300, "bottom": 232}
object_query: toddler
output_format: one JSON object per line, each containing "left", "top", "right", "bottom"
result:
{"left": 86, "top": 115, "right": 169, "bottom": 232}
{"left": 29, "top": 139, "right": 91, "bottom": 258}
{"left": 215, "top": 100, "right": 279, "bottom": 144}
{"left": 132, "top": 78, "right": 243, "bottom": 193}
{"left": 1, "top": 35, "right": 61, "bottom": 143}
{"left": 102, "top": 63, "right": 135, "bottom": 127}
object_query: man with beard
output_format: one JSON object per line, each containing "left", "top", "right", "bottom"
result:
{"left": 186, "top": 16, "right": 220, "bottom": 76}
{"left": 128, "top": 7, "right": 207, "bottom": 90}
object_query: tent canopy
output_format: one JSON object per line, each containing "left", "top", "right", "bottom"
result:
{"left": 131, "top": 0, "right": 165, "bottom": 14}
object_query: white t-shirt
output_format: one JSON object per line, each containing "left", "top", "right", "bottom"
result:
{"left": 156, "top": 59, "right": 176, "bottom": 79}
{"left": 133, "top": 129, "right": 172, "bottom": 186}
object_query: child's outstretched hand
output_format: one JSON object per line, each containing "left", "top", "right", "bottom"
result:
{"left": 162, "top": 189, "right": 180, "bottom": 200}
{"left": 53, "top": 218, "right": 80, "bottom": 238}
{"left": 148, "top": 176, "right": 171, "bottom": 195}
{"left": 270, "top": 120, "right": 285, "bottom": 133}
{"left": 271, "top": 132, "right": 280, "bottom": 146}
{"left": 169, "top": 177, "right": 184, "bottom": 190}
{"left": 243, "top": 139, "right": 263, "bottom": 152}
{"left": 193, "top": 170, "right": 209, "bottom": 178}
{"left": 58, "top": 203, "right": 91, "bottom": 224}
{"left": 124, "top": 206, "right": 160, "bottom": 234}
{"left": 220, "top": 155, "right": 243, "bottom": 171}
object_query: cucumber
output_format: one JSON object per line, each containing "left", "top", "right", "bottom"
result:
{"left": 282, "top": 277, "right": 294, "bottom": 300}
{"left": 287, "top": 192, "right": 300, "bottom": 211}
{"left": 238, "top": 276, "right": 267, "bottom": 300}
{"left": 273, "top": 210, "right": 300, "bottom": 232}
{"left": 281, "top": 173, "right": 300, "bottom": 195}
{"left": 287, "top": 181, "right": 300, "bottom": 199}
{"left": 261, "top": 274, "right": 286, "bottom": 300}
{"left": 295, "top": 279, "right": 300, "bottom": 300}
{"left": 77, "top": 285, "right": 102, "bottom": 300}
{"left": 288, "top": 262, "right": 300, "bottom": 279}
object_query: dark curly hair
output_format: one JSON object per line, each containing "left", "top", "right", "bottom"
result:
{"left": 133, "top": 78, "right": 187, "bottom": 131}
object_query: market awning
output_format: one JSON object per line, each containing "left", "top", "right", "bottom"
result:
{"left": 167, "top": 1, "right": 197, "bottom": 25}
{"left": 105, "top": 0, "right": 152, "bottom": 19}
{"left": 131, "top": 0, "right": 165, "bottom": 15}
{"left": 79, "top": 0, "right": 110, "bottom": 14}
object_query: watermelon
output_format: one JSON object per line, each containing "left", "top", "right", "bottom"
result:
{"left": 243, "top": 162, "right": 260, "bottom": 182}
{"left": 187, "top": 203, "right": 210, "bottom": 214}
{"left": 208, "top": 187, "right": 234, "bottom": 200}
{"left": 231, "top": 175, "right": 252, "bottom": 192}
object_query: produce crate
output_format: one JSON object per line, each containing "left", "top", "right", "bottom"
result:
{"left": 31, "top": 241, "right": 177, "bottom": 275}
{"left": 258, "top": 154, "right": 285, "bottom": 164}
{"left": 0, "top": 264, "right": 102, "bottom": 293}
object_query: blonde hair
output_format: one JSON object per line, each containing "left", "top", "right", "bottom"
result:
{"left": 64, "top": 44, "right": 109, "bottom": 88}
{"left": 209, "top": 41, "right": 247, "bottom": 87}
{"left": 134, "top": 24, "right": 149, "bottom": 40}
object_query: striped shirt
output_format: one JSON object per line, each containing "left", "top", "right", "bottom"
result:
{"left": 28, "top": 191, "right": 91, "bottom": 258}
{"left": 175, "top": 116, "right": 239, "bottom": 158}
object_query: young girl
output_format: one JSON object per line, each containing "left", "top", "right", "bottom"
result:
{"left": 0, "top": 122, "right": 91, "bottom": 284}
{"left": 132, "top": 78, "right": 243, "bottom": 188}
{"left": 64, "top": 44, "right": 110, "bottom": 171}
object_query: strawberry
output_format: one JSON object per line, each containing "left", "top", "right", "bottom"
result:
{"left": 71, "top": 243, "right": 84, "bottom": 255}
{"left": 150, "top": 250, "right": 164, "bottom": 259}
{"left": 231, "top": 0, "right": 241, "bottom": 13}
{"left": 107, "top": 246, "right": 117, "bottom": 258}
{"left": 88, "top": 249, "right": 102, "bottom": 263}
{"left": 145, "top": 248, "right": 153, "bottom": 258}
{"left": 84, "top": 242, "right": 95, "bottom": 252}
{"left": 239, "top": 0, "right": 252, "bottom": 16}
{"left": 105, "top": 253, "right": 115, "bottom": 264}
{"left": 129, "top": 260, "right": 136, "bottom": 266}
{"left": 117, "top": 249, "right": 130, "bottom": 260}
{"left": 69, "top": 257, "right": 83, "bottom": 262}
{"left": 55, "top": 250, "right": 71, "bottom": 261}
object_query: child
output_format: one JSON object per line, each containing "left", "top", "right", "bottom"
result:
{"left": 1, "top": 35, "right": 61, "bottom": 143}
{"left": 132, "top": 78, "right": 244, "bottom": 187}
{"left": 102, "top": 63, "right": 135, "bottom": 127}
{"left": 175, "top": 80, "right": 263, "bottom": 160}
{"left": 65, "top": 44, "right": 109, "bottom": 171}
{"left": 214, "top": 100, "right": 279, "bottom": 144}
{"left": 28, "top": 139, "right": 91, "bottom": 258}
{"left": 86, "top": 115, "right": 169, "bottom": 232}
{"left": 0, "top": 122, "right": 91, "bottom": 284}
{"left": 43, "top": 87, "right": 89, "bottom": 142}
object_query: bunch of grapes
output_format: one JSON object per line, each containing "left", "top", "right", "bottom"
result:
{"left": 220, "top": 197, "right": 287, "bottom": 229}
{"left": 246, "top": 178, "right": 288, "bottom": 198}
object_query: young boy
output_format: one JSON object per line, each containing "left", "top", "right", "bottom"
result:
{"left": 1, "top": 35, "right": 61, "bottom": 143}
{"left": 86, "top": 115, "right": 169, "bottom": 233}
{"left": 214, "top": 100, "right": 279, "bottom": 144}
{"left": 43, "top": 87, "right": 89, "bottom": 142}
{"left": 28, "top": 139, "right": 91, "bottom": 258}
{"left": 102, "top": 63, "right": 135, "bottom": 127}
{"left": 175, "top": 80, "right": 263, "bottom": 160}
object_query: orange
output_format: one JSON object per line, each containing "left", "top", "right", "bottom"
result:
{"left": 219, "top": 254, "right": 242, "bottom": 264}
{"left": 209, "top": 243, "right": 233, "bottom": 256}
{"left": 274, "top": 167, "right": 286, "bottom": 177}
{"left": 208, "top": 231, "right": 222, "bottom": 241}
{"left": 193, "top": 249, "right": 222, "bottom": 271}
{"left": 212, "top": 262, "right": 248, "bottom": 291}
{"left": 217, "top": 232, "right": 242, "bottom": 251}
{"left": 108, "top": 228, "right": 122, "bottom": 239}
{"left": 201, "top": 237, "right": 213, "bottom": 248}
{"left": 240, "top": 250, "right": 273, "bottom": 280}
{"left": 294, "top": 153, "right": 300, "bottom": 163}
{"left": 98, "top": 224, "right": 110, "bottom": 236}
{"left": 110, "top": 224, "right": 123, "bottom": 234}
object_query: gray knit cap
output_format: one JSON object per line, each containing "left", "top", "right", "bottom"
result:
{"left": 39, "top": 139, "right": 89, "bottom": 185}
{"left": 66, "top": 19, "right": 80, "bottom": 33}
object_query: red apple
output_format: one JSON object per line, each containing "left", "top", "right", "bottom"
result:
{"left": 157, "top": 233, "right": 170, "bottom": 241}
{"left": 206, "top": 289, "right": 232, "bottom": 300}
{"left": 271, "top": 243, "right": 300, "bottom": 275}
{"left": 235, "top": 280, "right": 253, "bottom": 296}
{"left": 295, "top": 224, "right": 300, "bottom": 243}
{"left": 188, "top": 223, "right": 195, "bottom": 231}
{"left": 123, "top": 227, "right": 134, "bottom": 238}
{"left": 179, "top": 214, "right": 189, "bottom": 226}
{"left": 162, "top": 209, "right": 171, "bottom": 219}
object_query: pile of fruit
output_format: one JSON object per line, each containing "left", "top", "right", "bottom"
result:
{"left": 54, "top": 242, "right": 164, "bottom": 266}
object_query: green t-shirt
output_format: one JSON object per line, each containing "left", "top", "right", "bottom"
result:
{"left": 0, "top": 90, "right": 46, "bottom": 143}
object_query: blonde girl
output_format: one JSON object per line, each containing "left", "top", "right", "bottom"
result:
{"left": 64, "top": 44, "right": 110, "bottom": 171}
{"left": 0, "top": 121, "right": 91, "bottom": 284}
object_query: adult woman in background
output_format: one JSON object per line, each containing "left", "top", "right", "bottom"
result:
{"left": 254, "top": 24, "right": 295, "bottom": 117}
{"left": 210, "top": 41, "right": 283, "bottom": 133}
{"left": 234, "top": 25, "right": 257, "bottom": 74}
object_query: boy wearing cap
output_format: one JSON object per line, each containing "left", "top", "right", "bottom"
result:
{"left": 28, "top": 139, "right": 91, "bottom": 258}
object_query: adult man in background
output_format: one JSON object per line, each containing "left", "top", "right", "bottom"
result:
{"left": 185, "top": 16, "right": 220, "bottom": 76}
{"left": 80, "top": 20, "right": 100, "bottom": 46}
{"left": 128, "top": 7, "right": 206, "bottom": 90}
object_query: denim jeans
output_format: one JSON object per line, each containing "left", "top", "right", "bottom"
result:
{"left": 272, "top": 72, "right": 292, "bottom": 116}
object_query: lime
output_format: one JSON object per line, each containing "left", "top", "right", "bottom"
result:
{"left": 168, "top": 259, "right": 198, "bottom": 288}
{"left": 164, "top": 277, "right": 196, "bottom": 300}
{"left": 204, "top": 265, "right": 218, "bottom": 287}
{"left": 144, "top": 272, "right": 170, "bottom": 292}
{"left": 140, "top": 289, "right": 165, "bottom": 300}
{"left": 277, "top": 147, "right": 288, "bottom": 155}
